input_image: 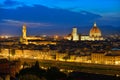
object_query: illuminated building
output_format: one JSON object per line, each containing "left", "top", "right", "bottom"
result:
{"left": 89, "top": 22, "right": 103, "bottom": 40}
{"left": 75, "top": 55, "right": 91, "bottom": 63}
{"left": 22, "top": 24, "right": 27, "bottom": 39}
{"left": 66, "top": 22, "right": 104, "bottom": 41}
{"left": 115, "top": 56, "right": 120, "bottom": 65}
{"left": 56, "top": 53, "right": 68, "bottom": 61}
{"left": 1, "top": 47, "right": 120, "bottom": 65}
{"left": 81, "top": 35, "right": 90, "bottom": 41}
{"left": 91, "top": 52, "right": 120, "bottom": 65}
{"left": 91, "top": 52, "right": 105, "bottom": 64}
{"left": 20, "top": 24, "right": 28, "bottom": 44}
{"left": 66, "top": 27, "right": 79, "bottom": 41}
{"left": 104, "top": 55, "right": 116, "bottom": 65}
{"left": 72, "top": 28, "right": 79, "bottom": 41}
{"left": 0, "top": 35, "right": 10, "bottom": 39}
{"left": 20, "top": 24, "right": 56, "bottom": 45}
{"left": 20, "top": 24, "right": 43, "bottom": 44}
{"left": 111, "top": 48, "right": 120, "bottom": 54}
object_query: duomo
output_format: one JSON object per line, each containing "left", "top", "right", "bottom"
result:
{"left": 66, "top": 22, "right": 104, "bottom": 41}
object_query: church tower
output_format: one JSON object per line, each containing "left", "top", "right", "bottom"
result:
{"left": 72, "top": 27, "right": 79, "bottom": 41}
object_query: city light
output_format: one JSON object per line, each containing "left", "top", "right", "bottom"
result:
{"left": 0, "top": 0, "right": 120, "bottom": 79}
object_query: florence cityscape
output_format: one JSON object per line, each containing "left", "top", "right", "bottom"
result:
{"left": 0, "top": 0, "right": 120, "bottom": 80}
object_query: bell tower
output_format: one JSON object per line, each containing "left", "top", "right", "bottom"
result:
{"left": 20, "top": 24, "right": 28, "bottom": 44}
{"left": 72, "top": 27, "right": 79, "bottom": 41}
{"left": 22, "top": 24, "right": 27, "bottom": 39}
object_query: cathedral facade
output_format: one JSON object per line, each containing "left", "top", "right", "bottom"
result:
{"left": 66, "top": 22, "right": 104, "bottom": 41}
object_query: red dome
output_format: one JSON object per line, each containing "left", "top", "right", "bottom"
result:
{"left": 89, "top": 23, "right": 102, "bottom": 37}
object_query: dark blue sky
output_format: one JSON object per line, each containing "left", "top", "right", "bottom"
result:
{"left": 0, "top": 0, "right": 120, "bottom": 36}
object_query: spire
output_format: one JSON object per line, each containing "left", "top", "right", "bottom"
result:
{"left": 94, "top": 22, "right": 97, "bottom": 27}
{"left": 23, "top": 23, "right": 26, "bottom": 27}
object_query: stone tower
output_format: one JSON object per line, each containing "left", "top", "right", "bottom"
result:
{"left": 22, "top": 24, "right": 27, "bottom": 39}
{"left": 72, "top": 27, "right": 79, "bottom": 41}
{"left": 20, "top": 24, "right": 28, "bottom": 44}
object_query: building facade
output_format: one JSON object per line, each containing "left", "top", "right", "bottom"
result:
{"left": 20, "top": 24, "right": 56, "bottom": 45}
{"left": 66, "top": 22, "right": 104, "bottom": 41}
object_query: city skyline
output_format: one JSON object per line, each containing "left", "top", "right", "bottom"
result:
{"left": 0, "top": 0, "right": 120, "bottom": 36}
{"left": 0, "top": 1, "right": 120, "bottom": 79}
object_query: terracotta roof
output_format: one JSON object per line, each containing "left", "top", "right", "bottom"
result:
{"left": 90, "top": 26, "right": 101, "bottom": 33}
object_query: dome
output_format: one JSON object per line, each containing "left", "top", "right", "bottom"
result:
{"left": 89, "top": 22, "right": 102, "bottom": 37}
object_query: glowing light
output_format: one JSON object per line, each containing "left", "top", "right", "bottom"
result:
{"left": 115, "top": 61, "right": 120, "bottom": 65}
{"left": 54, "top": 35, "right": 58, "bottom": 39}
{"left": 0, "top": 35, "right": 12, "bottom": 39}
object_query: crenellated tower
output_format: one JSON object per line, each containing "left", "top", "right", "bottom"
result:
{"left": 22, "top": 24, "right": 27, "bottom": 39}
{"left": 20, "top": 24, "right": 28, "bottom": 44}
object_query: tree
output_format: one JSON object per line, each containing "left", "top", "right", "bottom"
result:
{"left": 19, "top": 61, "right": 46, "bottom": 79}
{"left": 11, "top": 49, "right": 15, "bottom": 59}
{"left": 34, "top": 61, "right": 40, "bottom": 69}
{"left": 19, "top": 74, "right": 46, "bottom": 80}
{"left": 23, "top": 62, "right": 29, "bottom": 69}
{"left": 46, "top": 67, "right": 67, "bottom": 80}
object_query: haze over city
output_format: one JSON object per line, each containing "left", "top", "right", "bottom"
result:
{"left": 0, "top": 0, "right": 120, "bottom": 36}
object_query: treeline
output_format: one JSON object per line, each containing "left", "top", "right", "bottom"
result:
{"left": 13, "top": 61, "right": 119, "bottom": 80}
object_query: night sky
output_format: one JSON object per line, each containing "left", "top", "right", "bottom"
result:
{"left": 0, "top": 0, "right": 120, "bottom": 36}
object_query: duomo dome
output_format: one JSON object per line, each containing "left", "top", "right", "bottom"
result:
{"left": 89, "top": 22, "right": 102, "bottom": 37}
{"left": 66, "top": 22, "right": 104, "bottom": 41}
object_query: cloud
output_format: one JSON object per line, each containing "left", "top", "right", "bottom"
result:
{"left": 96, "top": 16, "right": 120, "bottom": 27}
{"left": 0, "top": 0, "right": 23, "bottom": 8}
{"left": 1, "top": 19, "right": 53, "bottom": 27}
{"left": 61, "top": 0, "right": 77, "bottom": 1}
{"left": 0, "top": 4, "right": 119, "bottom": 35}
{"left": 4, "top": 0, "right": 19, "bottom": 6}
{"left": 0, "top": 4, "right": 101, "bottom": 26}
